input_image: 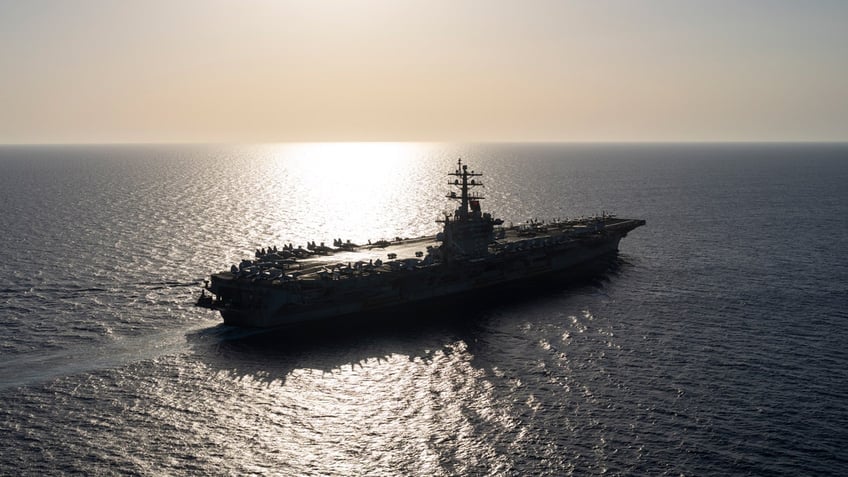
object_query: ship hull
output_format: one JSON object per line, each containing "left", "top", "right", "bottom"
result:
{"left": 215, "top": 233, "right": 627, "bottom": 329}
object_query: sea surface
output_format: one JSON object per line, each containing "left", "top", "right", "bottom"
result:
{"left": 0, "top": 143, "right": 846, "bottom": 476}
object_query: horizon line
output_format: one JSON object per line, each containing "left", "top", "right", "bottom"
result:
{"left": 2, "top": 139, "right": 848, "bottom": 147}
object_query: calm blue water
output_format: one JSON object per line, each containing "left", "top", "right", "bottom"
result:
{"left": 0, "top": 143, "right": 846, "bottom": 475}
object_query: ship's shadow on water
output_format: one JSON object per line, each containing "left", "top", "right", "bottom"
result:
{"left": 186, "top": 255, "right": 628, "bottom": 385}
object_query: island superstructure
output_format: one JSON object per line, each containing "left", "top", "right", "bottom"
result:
{"left": 196, "top": 160, "right": 645, "bottom": 328}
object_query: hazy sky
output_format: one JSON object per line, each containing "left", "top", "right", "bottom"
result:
{"left": 1, "top": 0, "right": 847, "bottom": 143}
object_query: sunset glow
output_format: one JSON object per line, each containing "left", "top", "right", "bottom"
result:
{"left": 1, "top": 0, "right": 847, "bottom": 143}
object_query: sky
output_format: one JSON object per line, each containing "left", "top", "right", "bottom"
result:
{"left": 1, "top": 0, "right": 847, "bottom": 144}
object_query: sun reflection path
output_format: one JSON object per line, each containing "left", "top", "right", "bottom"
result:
{"left": 262, "top": 143, "right": 443, "bottom": 246}
{"left": 204, "top": 339, "right": 520, "bottom": 475}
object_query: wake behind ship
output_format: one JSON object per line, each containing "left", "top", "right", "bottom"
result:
{"left": 196, "top": 160, "right": 645, "bottom": 328}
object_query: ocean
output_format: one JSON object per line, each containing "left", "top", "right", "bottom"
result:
{"left": 0, "top": 143, "right": 846, "bottom": 475}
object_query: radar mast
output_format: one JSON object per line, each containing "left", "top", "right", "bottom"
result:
{"left": 447, "top": 159, "right": 484, "bottom": 220}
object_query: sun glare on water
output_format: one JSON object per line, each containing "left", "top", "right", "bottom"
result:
{"left": 263, "top": 142, "right": 438, "bottom": 244}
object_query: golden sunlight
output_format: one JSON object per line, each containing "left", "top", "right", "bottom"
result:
{"left": 266, "top": 143, "right": 432, "bottom": 243}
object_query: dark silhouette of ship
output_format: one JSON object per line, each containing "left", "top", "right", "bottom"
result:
{"left": 196, "top": 160, "right": 645, "bottom": 328}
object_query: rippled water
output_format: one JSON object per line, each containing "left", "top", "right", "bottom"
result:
{"left": 1, "top": 143, "right": 846, "bottom": 475}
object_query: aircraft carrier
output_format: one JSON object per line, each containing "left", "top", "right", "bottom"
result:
{"left": 196, "top": 160, "right": 645, "bottom": 328}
